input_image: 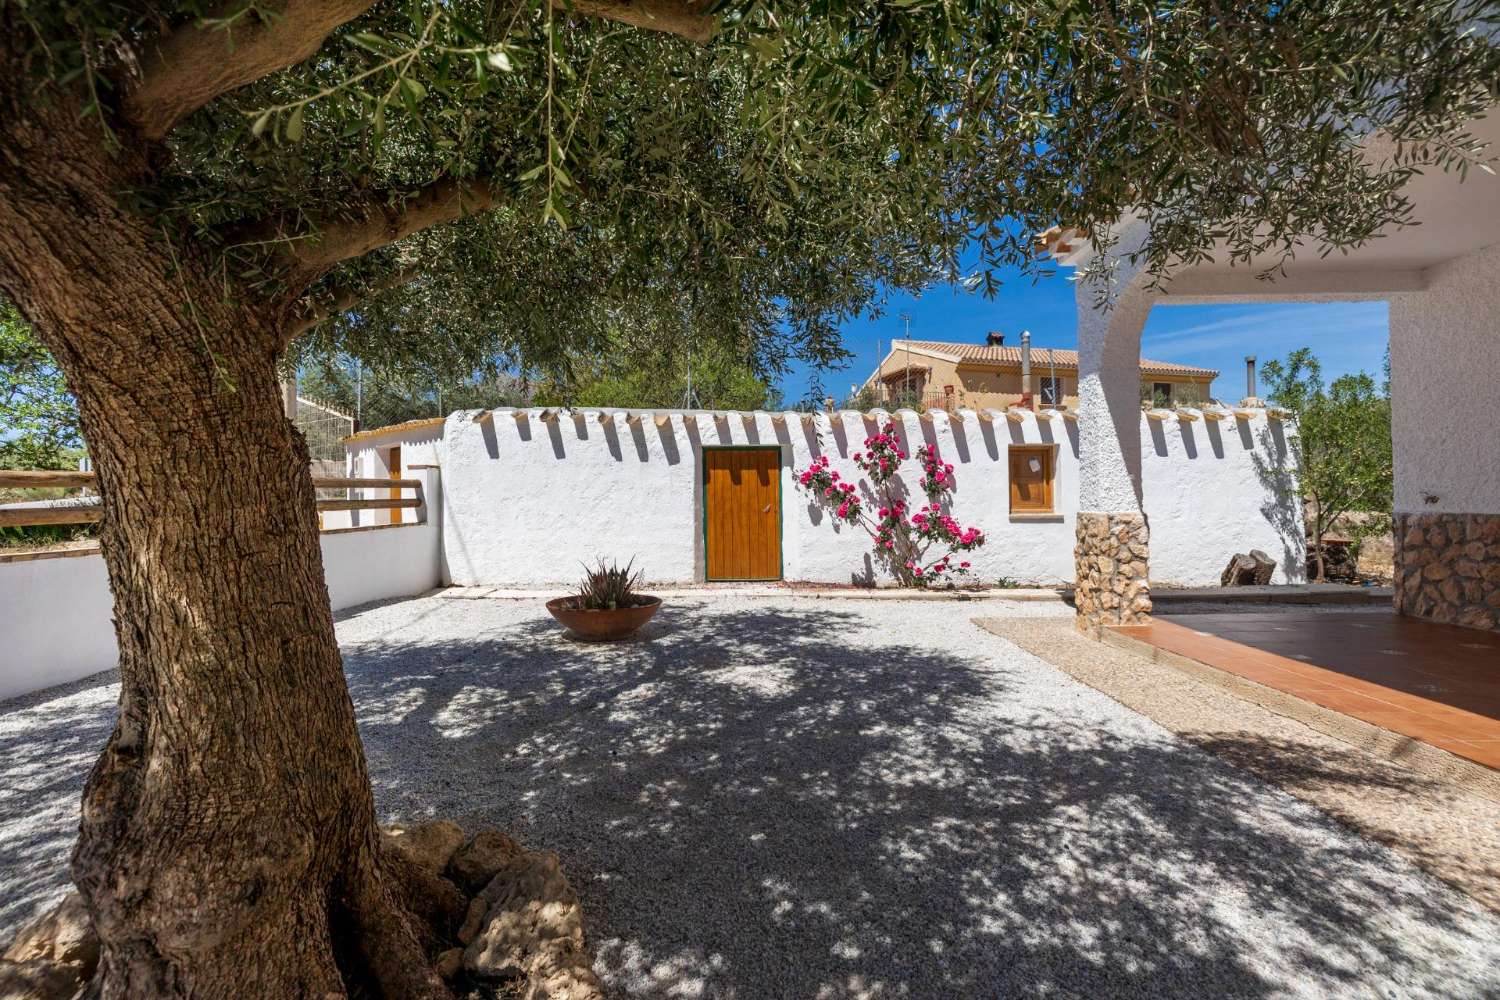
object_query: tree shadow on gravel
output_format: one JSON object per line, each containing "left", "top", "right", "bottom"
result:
{"left": 337, "top": 598, "right": 1500, "bottom": 1000}
{"left": 0, "top": 672, "right": 118, "bottom": 937}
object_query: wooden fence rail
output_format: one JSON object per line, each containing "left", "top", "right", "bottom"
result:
{"left": 0, "top": 470, "right": 98, "bottom": 489}
{"left": 0, "top": 505, "right": 105, "bottom": 528}
{"left": 312, "top": 477, "right": 423, "bottom": 490}
{"left": 316, "top": 497, "right": 422, "bottom": 513}
{"left": 0, "top": 471, "right": 424, "bottom": 528}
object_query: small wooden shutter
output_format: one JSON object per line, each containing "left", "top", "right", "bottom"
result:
{"left": 1009, "top": 446, "right": 1054, "bottom": 513}
{"left": 704, "top": 449, "right": 782, "bottom": 581}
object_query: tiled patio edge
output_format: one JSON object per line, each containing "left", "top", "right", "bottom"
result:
{"left": 1100, "top": 625, "right": 1500, "bottom": 803}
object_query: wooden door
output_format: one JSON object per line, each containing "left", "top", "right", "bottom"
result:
{"left": 387, "top": 445, "right": 402, "bottom": 525}
{"left": 704, "top": 448, "right": 781, "bottom": 581}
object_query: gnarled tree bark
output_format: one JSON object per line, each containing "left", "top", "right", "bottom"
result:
{"left": 0, "top": 0, "right": 727, "bottom": 984}
{"left": 0, "top": 43, "right": 444, "bottom": 1000}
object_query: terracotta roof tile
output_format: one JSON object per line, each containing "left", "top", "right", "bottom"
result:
{"left": 894, "top": 340, "right": 1217, "bottom": 378}
{"left": 340, "top": 416, "right": 447, "bottom": 445}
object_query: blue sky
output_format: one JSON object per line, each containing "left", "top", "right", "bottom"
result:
{"left": 780, "top": 256, "right": 1390, "bottom": 404}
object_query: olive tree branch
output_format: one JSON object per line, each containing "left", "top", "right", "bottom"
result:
{"left": 284, "top": 267, "right": 422, "bottom": 344}
{"left": 250, "top": 177, "right": 507, "bottom": 274}
{"left": 122, "top": 0, "right": 378, "bottom": 140}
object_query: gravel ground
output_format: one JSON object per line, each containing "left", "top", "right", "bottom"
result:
{"left": 977, "top": 615, "right": 1500, "bottom": 913}
{"left": 3, "top": 594, "right": 1500, "bottom": 999}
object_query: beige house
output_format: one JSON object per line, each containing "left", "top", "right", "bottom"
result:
{"left": 864, "top": 336, "right": 1218, "bottom": 411}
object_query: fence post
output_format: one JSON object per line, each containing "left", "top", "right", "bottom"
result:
{"left": 411, "top": 465, "right": 442, "bottom": 529}
{"left": 411, "top": 464, "right": 445, "bottom": 586}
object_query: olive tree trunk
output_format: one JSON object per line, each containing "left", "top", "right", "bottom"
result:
{"left": 0, "top": 67, "right": 445, "bottom": 1000}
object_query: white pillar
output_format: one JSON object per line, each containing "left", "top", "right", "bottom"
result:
{"left": 1388, "top": 244, "right": 1500, "bottom": 631}
{"left": 1072, "top": 218, "right": 1156, "bottom": 632}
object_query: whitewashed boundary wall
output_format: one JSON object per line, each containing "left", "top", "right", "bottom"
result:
{"left": 0, "top": 519, "right": 443, "bottom": 702}
{"left": 441, "top": 407, "right": 1303, "bottom": 588}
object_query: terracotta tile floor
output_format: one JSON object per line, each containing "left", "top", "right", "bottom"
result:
{"left": 1110, "top": 610, "right": 1500, "bottom": 770}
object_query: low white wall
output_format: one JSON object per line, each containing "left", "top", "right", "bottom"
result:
{"left": 321, "top": 525, "right": 442, "bottom": 611}
{"left": 0, "top": 554, "right": 116, "bottom": 701}
{"left": 0, "top": 524, "right": 442, "bottom": 702}
{"left": 1142, "top": 412, "right": 1305, "bottom": 585}
{"left": 442, "top": 407, "right": 1302, "bottom": 588}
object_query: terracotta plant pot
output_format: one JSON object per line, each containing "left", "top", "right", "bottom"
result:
{"left": 545, "top": 595, "right": 662, "bottom": 641}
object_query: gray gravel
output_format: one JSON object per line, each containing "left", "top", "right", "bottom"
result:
{"left": 3, "top": 594, "right": 1499, "bottom": 999}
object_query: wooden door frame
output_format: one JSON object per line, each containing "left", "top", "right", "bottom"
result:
{"left": 1007, "top": 442, "right": 1059, "bottom": 514}
{"left": 701, "top": 444, "right": 784, "bottom": 582}
{"left": 387, "top": 445, "right": 402, "bottom": 525}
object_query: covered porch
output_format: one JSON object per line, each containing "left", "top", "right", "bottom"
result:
{"left": 1052, "top": 113, "right": 1500, "bottom": 633}
{"left": 1046, "top": 112, "right": 1500, "bottom": 775}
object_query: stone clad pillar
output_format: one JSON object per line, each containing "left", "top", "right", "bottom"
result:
{"left": 1072, "top": 220, "right": 1156, "bottom": 634}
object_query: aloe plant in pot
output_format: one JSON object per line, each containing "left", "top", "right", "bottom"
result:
{"left": 545, "top": 558, "right": 662, "bottom": 641}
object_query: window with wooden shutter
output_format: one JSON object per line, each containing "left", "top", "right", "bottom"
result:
{"left": 1008, "top": 445, "right": 1055, "bottom": 513}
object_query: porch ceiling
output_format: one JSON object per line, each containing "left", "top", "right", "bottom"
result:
{"left": 1069, "top": 110, "right": 1500, "bottom": 301}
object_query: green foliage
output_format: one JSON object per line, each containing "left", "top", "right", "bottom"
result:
{"left": 0, "top": 307, "right": 93, "bottom": 545}
{"left": 0, "top": 522, "right": 96, "bottom": 550}
{"left": 536, "top": 339, "right": 780, "bottom": 410}
{"left": 1140, "top": 381, "right": 1207, "bottom": 408}
{"left": 298, "top": 355, "right": 527, "bottom": 432}
{"left": 1262, "top": 348, "right": 1393, "bottom": 581}
{"left": 572, "top": 557, "right": 646, "bottom": 610}
{"left": 9, "top": 1, "right": 1495, "bottom": 392}
{"left": 842, "top": 385, "right": 878, "bottom": 411}
{"left": 0, "top": 302, "right": 81, "bottom": 470}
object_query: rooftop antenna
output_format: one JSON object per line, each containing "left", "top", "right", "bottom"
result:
{"left": 1020, "top": 330, "right": 1034, "bottom": 410}
{"left": 901, "top": 313, "right": 912, "bottom": 399}
{"left": 1048, "top": 345, "right": 1058, "bottom": 407}
{"left": 680, "top": 350, "right": 702, "bottom": 409}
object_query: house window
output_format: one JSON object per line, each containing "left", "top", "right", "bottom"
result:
{"left": 1008, "top": 445, "right": 1055, "bottom": 514}
{"left": 1039, "top": 376, "right": 1063, "bottom": 405}
{"left": 1151, "top": 381, "right": 1173, "bottom": 406}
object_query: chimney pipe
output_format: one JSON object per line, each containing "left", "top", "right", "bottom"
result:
{"left": 1021, "top": 330, "right": 1034, "bottom": 410}
{"left": 1244, "top": 355, "right": 1257, "bottom": 403}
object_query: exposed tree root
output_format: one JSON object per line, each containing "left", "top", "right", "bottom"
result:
{"left": 1, "top": 823, "right": 603, "bottom": 1000}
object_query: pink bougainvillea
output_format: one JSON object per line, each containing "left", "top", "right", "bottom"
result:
{"left": 796, "top": 421, "right": 985, "bottom": 587}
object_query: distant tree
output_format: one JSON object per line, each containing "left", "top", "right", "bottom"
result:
{"left": 0, "top": 302, "right": 80, "bottom": 470}
{"left": 539, "top": 341, "right": 780, "bottom": 410}
{"left": 298, "top": 356, "right": 527, "bottom": 431}
{"left": 1262, "top": 348, "right": 1393, "bottom": 582}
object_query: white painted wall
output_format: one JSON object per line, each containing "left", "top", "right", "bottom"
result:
{"left": 442, "top": 410, "right": 703, "bottom": 585}
{"left": 1388, "top": 243, "right": 1500, "bottom": 516}
{"left": 442, "top": 407, "right": 1302, "bottom": 589}
{"left": 0, "top": 524, "right": 442, "bottom": 702}
{"left": 1142, "top": 412, "right": 1306, "bottom": 585}
{"left": 0, "top": 554, "right": 115, "bottom": 701}
{"left": 321, "top": 524, "right": 442, "bottom": 610}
